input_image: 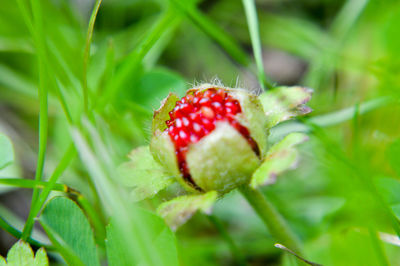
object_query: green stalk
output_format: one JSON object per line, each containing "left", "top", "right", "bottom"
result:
{"left": 82, "top": 0, "right": 103, "bottom": 114}
{"left": 239, "top": 185, "right": 303, "bottom": 256}
{"left": 0, "top": 217, "right": 53, "bottom": 250}
{"left": 0, "top": 178, "right": 66, "bottom": 191}
{"left": 22, "top": 144, "right": 76, "bottom": 240}
{"left": 242, "top": 0, "right": 273, "bottom": 90}
{"left": 21, "top": 0, "right": 49, "bottom": 242}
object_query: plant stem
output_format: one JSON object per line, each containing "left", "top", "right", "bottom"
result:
{"left": 0, "top": 217, "right": 54, "bottom": 250}
{"left": 21, "top": 144, "right": 76, "bottom": 240}
{"left": 239, "top": 185, "right": 303, "bottom": 256}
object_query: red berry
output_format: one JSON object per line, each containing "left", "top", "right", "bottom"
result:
{"left": 165, "top": 88, "right": 258, "bottom": 180}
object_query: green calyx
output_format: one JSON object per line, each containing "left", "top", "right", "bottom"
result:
{"left": 150, "top": 85, "right": 268, "bottom": 193}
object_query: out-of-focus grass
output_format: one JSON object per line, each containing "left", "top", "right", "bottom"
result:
{"left": 0, "top": 0, "right": 399, "bottom": 265}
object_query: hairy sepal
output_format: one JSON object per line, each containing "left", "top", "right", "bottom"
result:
{"left": 118, "top": 146, "right": 174, "bottom": 202}
{"left": 157, "top": 191, "right": 218, "bottom": 230}
{"left": 186, "top": 122, "right": 260, "bottom": 193}
{"left": 152, "top": 92, "right": 180, "bottom": 133}
{"left": 150, "top": 130, "right": 198, "bottom": 193}
{"left": 230, "top": 89, "right": 268, "bottom": 157}
{"left": 259, "top": 86, "right": 313, "bottom": 129}
{"left": 250, "top": 132, "right": 309, "bottom": 188}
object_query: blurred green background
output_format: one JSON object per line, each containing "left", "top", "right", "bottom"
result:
{"left": 0, "top": 0, "right": 400, "bottom": 265}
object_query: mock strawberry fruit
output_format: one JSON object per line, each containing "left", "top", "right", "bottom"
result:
{"left": 150, "top": 84, "right": 267, "bottom": 193}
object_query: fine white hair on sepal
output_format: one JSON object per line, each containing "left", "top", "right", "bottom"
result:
{"left": 188, "top": 76, "right": 262, "bottom": 96}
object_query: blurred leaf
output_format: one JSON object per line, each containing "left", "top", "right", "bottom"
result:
{"left": 259, "top": 86, "right": 313, "bottom": 129}
{"left": 0, "top": 240, "right": 48, "bottom": 266}
{"left": 0, "top": 134, "right": 14, "bottom": 170}
{"left": 106, "top": 208, "right": 178, "bottom": 266}
{"left": 170, "top": 0, "right": 250, "bottom": 66}
{"left": 250, "top": 132, "right": 308, "bottom": 188}
{"left": 290, "top": 197, "right": 345, "bottom": 224}
{"left": 118, "top": 146, "right": 174, "bottom": 202}
{"left": 39, "top": 197, "right": 100, "bottom": 266}
{"left": 375, "top": 176, "right": 400, "bottom": 221}
{"left": 387, "top": 139, "right": 400, "bottom": 176}
{"left": 152, "top": 92, "right": 180, "bottom": 133}
{"left": 157, "top": 191, "right": 218, "bottom": 230}
{"left": 375, "top": 176, "right": 400, "bottom": 206}
{"left": 129, "top": 68, "right": 187, "bottom": 110}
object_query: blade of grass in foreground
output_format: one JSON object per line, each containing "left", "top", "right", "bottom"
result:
{"left": 70, "top": 126, "right": 163, "bottom": 266}
{"left": 242, "top": 0, "right": 272, "bottom": 90}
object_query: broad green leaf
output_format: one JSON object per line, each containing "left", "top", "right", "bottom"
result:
{"left": 259, "top": 86, "right": 312, "bottom": 129}
{"left": 157, "top": 191, "right": 218, "bottom": 230}
{"left": 0, "top": 240, "right": 48, "bottom": 266}
{"left": 106, "top": 208, "right": 179, "bottom": 266}
{"left": 151, "top": 92, "right": 179, "bottom": 133}
{"left": 250, "top": 132, "right": 308, "bottom": 188}
{"left": 118, "top": 146, "right": 174, "bottom": 202}
{"left": 39, "top": 197, "right": 100, "bottom": 266}
{"left": 0, "top": 134, "right": 14, "bottom": 170}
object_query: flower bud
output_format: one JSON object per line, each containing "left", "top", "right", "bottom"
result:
{"left": 150, "top": 84, "right": 267, "bottom": 193}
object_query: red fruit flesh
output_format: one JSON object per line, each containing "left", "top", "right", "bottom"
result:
{"left": 165, "top": 88, "right": 259, "bottom": 188}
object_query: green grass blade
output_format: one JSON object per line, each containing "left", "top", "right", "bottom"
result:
{"left": 19, "top": 0, "right": 50, "bottom": 241}
{"left": 83, "top": 0, "right": 103, "bottom": 114}
{"left": 241, "top": 0, "right": 272, "bottom": 90}
{"left": 0, "top": 178, "right": 66, "bottom": 191}
{"left": 269, "top": 96, "right": 394, "bottom": 142}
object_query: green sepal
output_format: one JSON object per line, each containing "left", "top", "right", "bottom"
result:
{"left": 118, "top": 146, "right": 174, "bottom": 202}
{"left": 230, "top": 89, "right": 268, "bottom": 157}
{"left": 151, "top": 92, "right": 179, "bottom": 133}
{"left": 250, "top": 132, "right": 309, "bottom": 188}
{"left": 0, "top": 240, "right": 49, "bottom": 266}
{"left": 259, "top": 86, "right": 312, "bottom": 129}
{"left": 157, "top": 191, "right": 218, "bottom": 230}
{"left": 150, "top": 131, "right": 198, "bottom": 193}
{"left": 187, "top": 122, "right": 260, "bottom": 193}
